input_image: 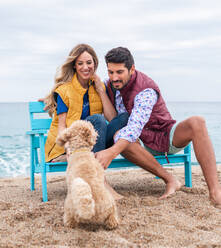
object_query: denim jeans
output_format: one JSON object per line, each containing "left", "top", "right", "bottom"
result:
{"left": 86, "top": 114, "right": 107, "bottom": 153}
{"left": 106, "top": 112, "right": 129, "bottom": 148}
{"left": 86, "top": 112, "right": 129, "bottom": 152}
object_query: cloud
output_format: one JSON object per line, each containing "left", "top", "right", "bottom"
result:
{"left": 0, "top": 0, "right": 221, "bottom": 102}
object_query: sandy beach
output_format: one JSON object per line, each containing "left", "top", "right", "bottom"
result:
{"left": 1, "top": 165, "right": 221, "bottom": 248}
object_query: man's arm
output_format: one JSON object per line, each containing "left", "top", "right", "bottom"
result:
{"left": 95, "top": 88, "right": 158, "bottom": 168}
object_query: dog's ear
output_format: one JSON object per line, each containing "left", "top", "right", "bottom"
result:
{"left": 56, "top": 135, "right": 65, "bottom": 147}
{"left": 82, "top": 121, "right": 98, "bottom": 147}
{"left": 56, "top": 128, "right": 72, "bottom": 147}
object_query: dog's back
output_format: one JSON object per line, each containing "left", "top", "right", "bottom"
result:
{"left": 66, "top": 151, "right": 118, "bottom": 228}
{"left": 70, "top": 177, "right": 95, "bottom": 221}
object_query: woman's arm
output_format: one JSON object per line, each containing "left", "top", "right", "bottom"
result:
{"left": 58, "top": 112, "right": 67, "bottom": 134}
{"left": 92, "top": 74, "right": 117, "bottom": 122}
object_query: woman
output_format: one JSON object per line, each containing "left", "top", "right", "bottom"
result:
{"left": 43, "top": 44, "right": 128, "bottom": 199}
{"left": 44, "top": 44, "right": 117, "bottom": 162}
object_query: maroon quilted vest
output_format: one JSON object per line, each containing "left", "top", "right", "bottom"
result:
{"left": 107, "top": 70, "right": 176, "bottom": 152}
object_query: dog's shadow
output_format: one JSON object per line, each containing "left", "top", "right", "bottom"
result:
{"left": 107, "top": 173, "right": 166, "bottom": 198}
{"left": 47, "top": 177, "right": 67, "bottom": 201}
{"left": 78, "top": 222, "right": 111, "bottom": 232}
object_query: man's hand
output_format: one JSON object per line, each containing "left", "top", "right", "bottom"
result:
{"left": 95, "top": 148, "right": 115, "bottom": 170}
{"left": 95, "top": 139, "right": 130, "bottom": 169}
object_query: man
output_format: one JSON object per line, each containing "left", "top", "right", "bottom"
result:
{"left": 95, "top": 47, "right": 221, "bottom": 206}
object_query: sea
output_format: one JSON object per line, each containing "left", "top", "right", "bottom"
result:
{"left": 0, "top": 102, "right": 221, "bottom": 178}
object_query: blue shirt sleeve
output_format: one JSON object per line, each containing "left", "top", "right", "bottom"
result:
{"left": 56, "top": 94, "right": 68, "bottom": 115}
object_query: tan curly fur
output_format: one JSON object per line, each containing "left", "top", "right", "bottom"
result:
{"left": 56, "top": 120, "right": 119, "bottom": 229}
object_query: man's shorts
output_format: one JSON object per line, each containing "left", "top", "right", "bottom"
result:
{"left": 143, "top": 122, "right": 186, "bottom": 156}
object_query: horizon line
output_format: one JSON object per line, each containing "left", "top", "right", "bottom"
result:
{"left": 0, "top": 100, "right": 221, "bottom": 104}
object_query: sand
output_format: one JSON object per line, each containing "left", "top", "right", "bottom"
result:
{"left": 0, "top": 165, "right": 221, "bottom": 248}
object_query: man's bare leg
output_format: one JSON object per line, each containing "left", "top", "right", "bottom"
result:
{"left": 172, "top": 116, "right": 221, "bottom": 206}
{"left": 121, "top": 142, "right": 182, "bottom": 199}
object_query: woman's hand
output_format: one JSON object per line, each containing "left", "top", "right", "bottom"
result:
{"left": 91, "top": 73, "right": 117, "bottom": 122}
{"left": 38, "top": 98, "right": 50, "bottom": 112}
{"left": 91, "top": 74, "right": 105, "bottom": 95}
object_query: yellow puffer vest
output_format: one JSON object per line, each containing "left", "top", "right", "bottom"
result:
{"left": 45, "top": 74, "right": 104, "bottom": 162}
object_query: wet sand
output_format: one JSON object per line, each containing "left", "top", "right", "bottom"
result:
{"left": 0, "top": 165, "right": 221, "bottom": 248}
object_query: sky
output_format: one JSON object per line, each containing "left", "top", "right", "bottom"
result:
{"left": 0, "top": 0, "right": 221, "bottom": 102}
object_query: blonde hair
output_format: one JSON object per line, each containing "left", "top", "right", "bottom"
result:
{"left": 44, "top": 44, "right": 99, "bottom": 116}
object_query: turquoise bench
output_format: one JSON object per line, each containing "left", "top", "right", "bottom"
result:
{"left": 27, "top": 101, "right": 192, "bottom": 202}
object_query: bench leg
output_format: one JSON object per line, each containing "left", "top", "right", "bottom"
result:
{"left": 39, "top": 134, "right": 48, "bottom": 202}
{"left": 184, "top": 160, "right": 192, "bottom": 187}
{"left": 30, "top": 136, "right": 35, "bottom": 191}
{"left": 30, "top": 163, "right": 35, "bottom": 191}
{"left": 41, "top": 170, "right": 48, "bottom": 202}
{"left": 184, "top": 144, "right": 192, "bottom": 187}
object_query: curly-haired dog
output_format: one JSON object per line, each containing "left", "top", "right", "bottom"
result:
{"left": 56, "top": 120, "right": 119, "bottom": 229}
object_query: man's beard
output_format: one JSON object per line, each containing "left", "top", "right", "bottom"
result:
{"left": 111, "top": 80, "right": 123, "bottom": 89}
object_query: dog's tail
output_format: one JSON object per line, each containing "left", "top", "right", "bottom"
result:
{"left": 71, "top": 177, "right": 95, "bottom": 221}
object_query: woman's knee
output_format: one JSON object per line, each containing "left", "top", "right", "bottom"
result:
{"left": 108, "top": 112, "right": 129, "bottom": 130}
{"left": 118, "top": 112, "right": 129, "bottom": 123}
{"left": 87, "top": 114, "right": 107, "bottom": 127}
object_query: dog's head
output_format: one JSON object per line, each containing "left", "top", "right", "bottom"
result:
{"left": 56, "top": 120, "right": 98, "bottom": 152}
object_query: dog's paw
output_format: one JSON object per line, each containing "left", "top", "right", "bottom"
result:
{"left": 104, "top": 213, "right": 119, "bottom": 230}
{"left": 63, "top": 213, "right": 77, "bottom": 228}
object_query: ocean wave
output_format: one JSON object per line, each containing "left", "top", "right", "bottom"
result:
{"left": 0, "top": 135, "right": 30, "bottom": 177}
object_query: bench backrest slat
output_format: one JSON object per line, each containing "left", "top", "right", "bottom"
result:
{"left": 29, "top": 102, "right": 52, "bottom": 130}
{"left": 29, "top": 101, "right": 46, "bottom": 113}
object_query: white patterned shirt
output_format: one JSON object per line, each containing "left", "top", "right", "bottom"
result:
{"left": 114, "top": 88, "right": 158, "bottom": 143}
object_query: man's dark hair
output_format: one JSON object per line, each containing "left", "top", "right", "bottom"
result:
{"left": 105, "top": 47, "right": 134, "bottom": 70}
